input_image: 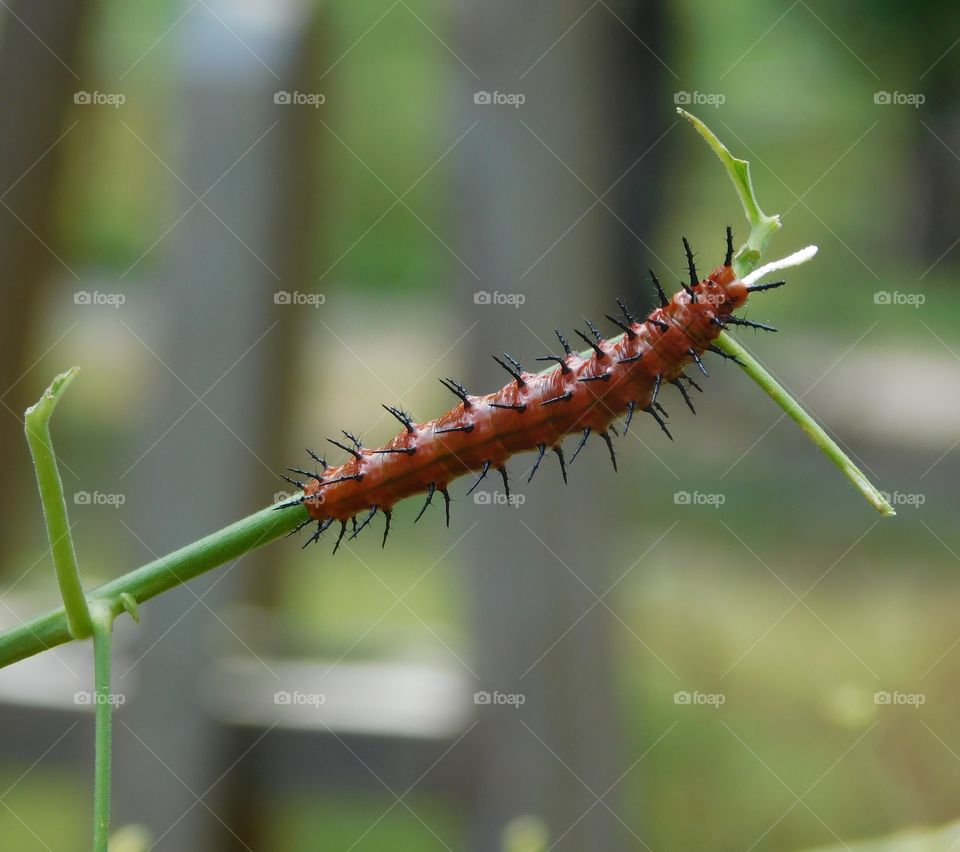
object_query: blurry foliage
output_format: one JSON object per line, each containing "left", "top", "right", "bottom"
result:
{"left": 268, "top": 790, "right": 465, "bottom": 851}
{"left": 58, "top": 0, "right": 452, "bottom": 290}
{"left": 0, "top": 767, "right": 88, "bottom": 851}
{"left": 807, "top": 818, "right": 960, "bottom": 851}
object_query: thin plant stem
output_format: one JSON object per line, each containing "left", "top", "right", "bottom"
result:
{"left": 714, "top": 332, "right": 894, "bottom": 515}
{"left": 90, "top": 601, "right": 114, "bottom": 852}
{"left": 0, "top": 501, "right": 305, "bottom": 668}
{"left": 23, "top": 367, "right": 92, "bottom": 639}
{"left": 678, "top": 107, "right": 894, "bottom": 515}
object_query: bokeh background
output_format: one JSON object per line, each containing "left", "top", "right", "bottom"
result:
{"left": 0, "top": 1, "right": 958, "bottom": 850}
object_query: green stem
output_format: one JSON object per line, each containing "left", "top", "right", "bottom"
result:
{"left": 714, "top": 332, "right": 894, "bottom": 515}
{"left": 0, "top": 501, "right": 305, "bottom": 668}
{"left": 23, "top": 367, "right": 92, "bottom": 639}
{"left": 676, "top": 107, "right": 781, "bottom": 274}
{"left": 91, "top": 601, "right": 114, "bottom": 852}
{"left": 677, "top": 108, "right": 893, "bottom": 515}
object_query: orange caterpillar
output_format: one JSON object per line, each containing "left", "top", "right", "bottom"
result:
{"left": 278, "top": 229, "right": 790, "bottom": 552}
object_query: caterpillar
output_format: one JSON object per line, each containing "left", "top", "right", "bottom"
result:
{"left": 277, "top": 229, "right": 817, "bottom": 552}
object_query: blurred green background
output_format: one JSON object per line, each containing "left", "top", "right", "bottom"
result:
{"left": 0, "top": 0, "right": 958, "bottom": 850}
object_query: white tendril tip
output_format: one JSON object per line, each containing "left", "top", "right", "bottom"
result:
{"left": 742, "top": 245, "right": 818, "bottom": 286}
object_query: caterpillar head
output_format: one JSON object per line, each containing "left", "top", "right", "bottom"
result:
{"left": 701, "top": 264, "right": 748, "bottom": 314}
{"left": 711, "top": 245, "right": 820, "bottom": 315}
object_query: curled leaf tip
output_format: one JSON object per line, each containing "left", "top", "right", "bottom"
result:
{"left": 25, "top": 366, "right": 80, "bottom": 420}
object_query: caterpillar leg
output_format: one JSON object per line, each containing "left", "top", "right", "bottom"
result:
{"left": 687, "top": 348, "right": 709, "bottom": 377}
{"left": 599, "top": 431, "right": 617, "bottom": 472}
{"left": 497, "top": 466, "right": 510, "bottom": 499}
{"left": 671, "top": 379, "right": 697, "bottom": 414}
{"left": 349, "top": 506, "right": 378, "bottom": 541}
{"left": 381, "top": 510, "right": 392, "bottom": 549}
{"left": 645, "top": 406, "right": 673, "bottom": 440}
{"left": 569, "top": 428, "right": 592, "bottom": 465}
{"left": 332, "top": 520, "right": 348, "bottom": 555}
{"left": 527, "top": 443, "right": 547, "bottom": 484}
{"left": 302, "top": 518, "right": 334, "bottom": 550}
{"left": 440, "top": 487, "right": 451, "bottom": 527}
{"left": 466, "top": 460, "right": 491, "bottom": 496}
{"left": 287, "top": 516, "right": 314, "bottom": 537}
{"left": 707, "top": 345, "right": 742, "bottom": 366}
{"left": 552, "top": 446, "right": 567, "bottom": 484}
{"left": 415, "top": 483, "right": 436, "bottom": 523}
